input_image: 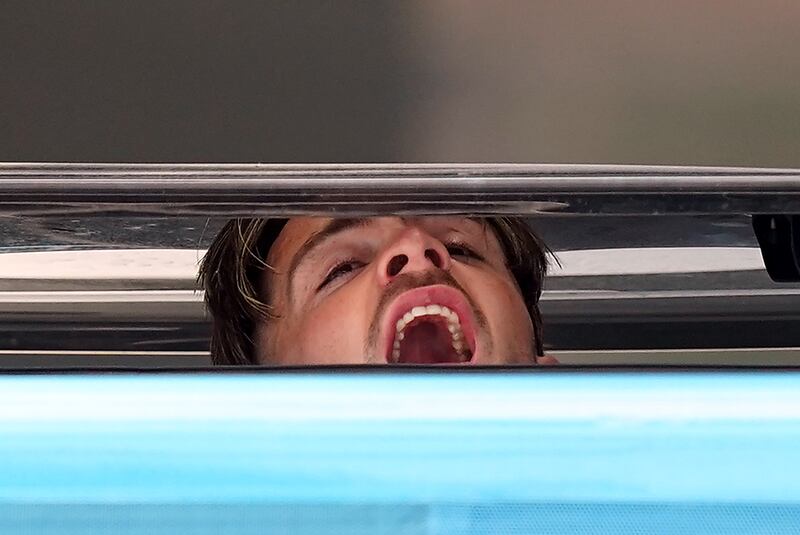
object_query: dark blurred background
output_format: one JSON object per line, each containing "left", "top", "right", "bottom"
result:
{"left": 1, "top": 1, "right": 799, "bottom": 166}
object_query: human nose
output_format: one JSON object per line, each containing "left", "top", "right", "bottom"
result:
{"left": 375, "top": 226, "right": 452, "bottom": 286}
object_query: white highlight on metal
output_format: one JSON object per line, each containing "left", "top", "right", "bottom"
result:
{"left": 549, "top": 247, "right": 766, "bottom": 276}
{"left": 0, "top": 290, "right": 202, "bottom": 303}
{"left": 541, "top": 288, "right": 800, "bottom": 301}
{"left": 0, "top": 247, "right": 768, "bottom": 284}
{"left": 0, "top": 249, "right": 203, "bottom": 280}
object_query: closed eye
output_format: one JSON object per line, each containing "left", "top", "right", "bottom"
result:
{"left": 317, "top": 259, "right": 365, "bottom": 291}
{"left": 445, "top": 242, "right": 484, "bottom": 262}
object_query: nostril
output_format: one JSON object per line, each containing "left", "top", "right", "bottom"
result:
{"left": 425, "top": 248, "right": 442, "bottom": 268}
{"left": 387, "top": 254, "right": 408, "bottom": 277}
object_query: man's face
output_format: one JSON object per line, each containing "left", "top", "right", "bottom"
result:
{"left": 255, "top": 217, "right": 539, "bottom": 365}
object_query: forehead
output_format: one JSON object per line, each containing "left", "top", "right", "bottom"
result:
{"left": 266, "top": 217, "right": 328, "bottom": 266}
{"left": 266, "top": 217, "right": 349, "bottom": 271}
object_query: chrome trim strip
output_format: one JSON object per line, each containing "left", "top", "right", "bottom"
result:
{"left": 2, "top": 163, "right": 800, "bottom": 215}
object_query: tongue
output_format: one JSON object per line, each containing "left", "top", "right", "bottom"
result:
{"left": 397, "top": 319, "right": 462, "bottom": 364}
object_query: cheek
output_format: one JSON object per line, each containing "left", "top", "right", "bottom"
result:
{"left": 286, "top": 286, "right": 373, "bottom": 364}
{"left": 470, "top": 270, "right": 533, "bottom": 338}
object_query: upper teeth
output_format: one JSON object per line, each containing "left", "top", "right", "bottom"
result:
{"left": 391, "top": 304, "right": 468, "bottom": 362}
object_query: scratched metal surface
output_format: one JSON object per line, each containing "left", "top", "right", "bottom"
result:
{"left": 2, "top": 163, "right": 800, "bottom": 216}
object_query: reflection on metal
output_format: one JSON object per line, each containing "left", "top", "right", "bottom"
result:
{"left": 2, "top": 163, "right": 800, "bottom": 216}
{"left": 4, "top": 282, "right": 800, "bottom": 353}
{"left": 2, "top": 240, "right": 800, "bottom": 354}
{"left": 555, "top": 348, "right": 800, "bottom": 366}
{"left": 753, "top": 214, "right": 800, "bottom": 282}
{"left": 3, "top": 166, "right": 800, "bottom": 362}
{"left": 0, "top": 250, "right": 202, "bottom": 290}
{"left": 0, "top": 350, "right": 210, "bottom": 368}
{"left": 549, "top": 247, "right": 766, "bottom": 275}
{"left": 3, "top": 348, "right": 800, "bottom": 368}
{"left": 0, "top": 290, "right": 203, "bottom": 318}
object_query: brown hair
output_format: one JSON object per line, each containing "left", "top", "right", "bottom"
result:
{"left": 198, "top": 217, "right": 550, "bottom": 364}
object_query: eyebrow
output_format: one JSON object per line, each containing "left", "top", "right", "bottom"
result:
{"left": 287, "top": 217, "right": 374, "bottom": 282}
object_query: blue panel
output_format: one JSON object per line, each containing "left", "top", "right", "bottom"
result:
{"left": 2, "top": 371, "right": 800, "bottom": 533}
{"left": 2, "top": 503, "right": 800, "bottom": 535}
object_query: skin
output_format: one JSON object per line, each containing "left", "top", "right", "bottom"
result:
{"left": 254, "top": 216, "right": 555, "bottom": 365}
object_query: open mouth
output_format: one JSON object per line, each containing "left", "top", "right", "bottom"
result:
{"left": 383, "top": 285, "right": 478, "bottom": 365}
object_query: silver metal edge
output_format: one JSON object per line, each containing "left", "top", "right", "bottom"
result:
{"left": 2, "top": 163, "right": 800, "bottom": 216}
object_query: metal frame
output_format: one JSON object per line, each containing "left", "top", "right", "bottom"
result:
{"left": 2, "top": 163, "right": 800, "bottom": 216}
{"left": 3, "top": 162, "right": 800, "bottom": 358}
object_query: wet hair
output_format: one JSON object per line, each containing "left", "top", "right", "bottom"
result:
{"left": 198, "top": 217, "right": 550, "bottom": 365}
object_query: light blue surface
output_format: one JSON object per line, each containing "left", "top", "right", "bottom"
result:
{"left": 2, "top": 371, "right": 800, "bottom": 533}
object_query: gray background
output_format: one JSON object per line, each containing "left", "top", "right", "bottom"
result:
{"left": 2, "top": 1, "right": 799, "bottom": 166}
